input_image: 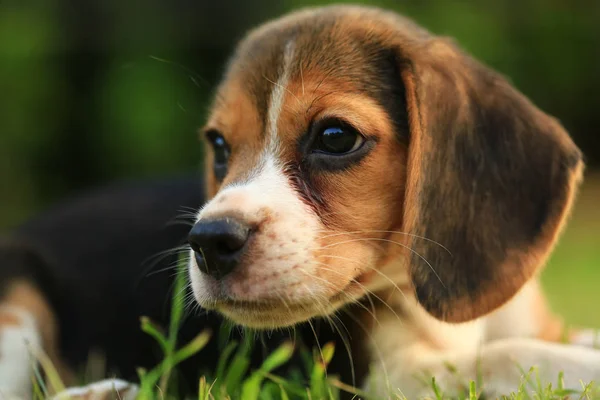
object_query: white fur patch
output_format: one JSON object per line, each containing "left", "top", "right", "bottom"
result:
{"left": 0, "top": 307, "right": 41, "bottom": 400}
{"left": 266, "top": 40, "right": 295, "bottom": 152}
{"left": 190, "top": 154, "right": 323, "bottom": 308}
{"left": 484, "top": 281, "right": 540, "bottom": 341}
{"left": 52, "top": 379, "right": 138, "bottom": 400}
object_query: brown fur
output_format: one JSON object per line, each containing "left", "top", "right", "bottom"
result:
{"left": 400, "top": 39, "right": 583, "bottom": 320}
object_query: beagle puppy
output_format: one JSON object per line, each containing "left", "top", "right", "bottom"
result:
{"left": 1, "top": 5, "right": 599, "bottom": 399}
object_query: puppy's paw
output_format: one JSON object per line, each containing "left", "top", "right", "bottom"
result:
{"left": 52, "top": 379, "right": 139, "bottom": 400}
{"left": 570, "top": 329, "right": 600, "bottom": 349}
{"left": 0, "top": 307, "right": 42, "bottom": 400}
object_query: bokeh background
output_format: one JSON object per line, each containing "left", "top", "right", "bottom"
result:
{"left": 1, "top": 0, "right": 599, "bottom": 327}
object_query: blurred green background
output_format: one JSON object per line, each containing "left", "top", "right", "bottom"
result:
{"left": 1, "top": 0, "right": 599, "bottom": 328}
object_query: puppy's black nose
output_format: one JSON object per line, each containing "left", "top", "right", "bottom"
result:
{"left": 188, "top": 218, "right": 251, "bottom": 279}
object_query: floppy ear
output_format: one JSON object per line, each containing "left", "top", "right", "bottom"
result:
{"left": 398, "top": 39, "right": 584, "bottom": 322}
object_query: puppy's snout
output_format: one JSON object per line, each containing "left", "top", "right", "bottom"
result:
{"left": 188, "top": 218, "right": 251, "bottom": 279}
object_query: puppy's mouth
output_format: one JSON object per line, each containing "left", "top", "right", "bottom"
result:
{"left": 199, "top": 271, "right": 375, "bottom": 329}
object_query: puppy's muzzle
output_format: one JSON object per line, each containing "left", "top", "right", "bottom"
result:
{"left": 188, "top": 218, "right": 251, "bottom": 279}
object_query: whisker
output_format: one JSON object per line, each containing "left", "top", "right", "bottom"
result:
{"left": 298, "top": 268, "right": 384, "bottom": 329}
{"left": 341, "top": 308, "right": 393, "bottom": 395}
{"left": 312, "top": 70, "right": 332, "bottom": 95}
{"left": 305, "top": 90, "right": 340, "bottom": 115}
{"left": 315, "top": 229, "right": 451, "bottom": 255}
{"left": 275, "top": 291, "right": 294, "bottom": 323}
{"left": 304, "top": 264, "right": 403, "bottom": 323}
{"left": 307, "top": 67, "right": 338, "bottom": 114}
{"left": 325, "top": 312, "right": 356, "bottom": 387}
{"left": 307, "top": 318, "right": 326, "bottom": 377}
{"left": 178, "top": 205, "right": 200, "bottom": 213}
{"left": 319, "top": 254, "right": 411, "bottom": 305}
{"left": 314, "top": 238, "right": 446, "bottom": 289}
{"left": 165, "top": 220, "right": 195, "bottom": 227}
{"left": 299, "top": 290, "right": 358, "bottom": 385}
{"left": 263, "top": 75, "right": 301, "bottom": 104}
{"left": 182, "top": 289, "right": 198, "bottom": 313}
{"left": 147, "top": 256, "right": 192, "bottom": 278}
{"left": 142, "top": 245, "right": 189, "bottom": 267}
{"left": 166, "top": 209, "right": 199, "bottom": 228}
{"left": 134, "top": 245, "right": 190, "bottom": 289}
{"left": 172, "top": 214, "right": 197, "bottom": 221}
{"left": 175, "top": 210, "right": 199, "bottom": 217}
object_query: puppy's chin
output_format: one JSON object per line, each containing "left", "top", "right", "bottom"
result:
{"left": 215, "top": 301, "right": 343, "bottom": 329}
{"left": 188, "top": 262, "right": 367, "bottom": 328}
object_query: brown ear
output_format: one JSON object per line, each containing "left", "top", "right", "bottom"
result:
{"left": 398, "top": 39, "right": 584, "bottom": 322}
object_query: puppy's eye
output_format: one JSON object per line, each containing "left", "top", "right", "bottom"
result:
{"left": 211, "top": 135, "right": 228, "bottom": 164}
{"left": 302, "top": 118, "right": 374, "bottom": 172}
{"left": 313, "top": 125, "right": 364, "bottom": 154}
{"left": 205, "top": 130, "right": 230, "bottom": 181}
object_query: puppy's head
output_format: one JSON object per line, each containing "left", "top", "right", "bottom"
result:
{"left": 188, "top": 5, "right": 583, "bottom": 328}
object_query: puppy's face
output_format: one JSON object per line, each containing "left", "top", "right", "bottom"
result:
{"left": 188, "top": 9, "right": 410, "bottom": 328}
{"left": 189, "top": 6, "right": 582, "bottom": 328}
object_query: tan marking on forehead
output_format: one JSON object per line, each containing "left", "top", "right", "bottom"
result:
{"left": 274, "top": 68, "right": 398, "bottom": 156}
{"left": 205, "top": 78, "right": 262, "bottom": 138}
{"left": 203, "top": 78, "right": 263, "bottom": 197}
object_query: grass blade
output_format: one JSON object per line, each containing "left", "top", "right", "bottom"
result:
{"left": 310, "top": 341, "right": 335, "bottom": 399}
{"left": 140, "top": 316, "right": 168, "bottom": 354}
{"left": 29, "top": 343, "right": 66, "bottom": 396}
{"left": 241, "top": 342, "right": 294, "bottom": 400}
{"left": 139, "top": 330, "right": 211, "bottom": 399}
{"left": 215, "top": 340, "right": 239, "bottom": 383}
{"left": 159, "top": 254, "right": 189, "bottom": 393}
{"left": 468, "top": 380, "right": 477, "bottom": 400}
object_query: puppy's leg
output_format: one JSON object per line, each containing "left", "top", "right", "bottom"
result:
{"left": 570, "top": 328, "right": 600, "bottom": 349}
{"left": 0, "top": 280, "right": 75, "bottom": 399}
{"left": 367, "top": 338, "right": 600, "bottom": 398}
{"left": 51, "top": 379, "right": 139, "bottom": 400}
{"left": 0, "top": 242, "right": 74, "bottom": 399}
{"left": 0, "top": 294, "right": 41, "bottom": 400}
{"left": 524, "top": 282, "right": 600, "bottom": 349}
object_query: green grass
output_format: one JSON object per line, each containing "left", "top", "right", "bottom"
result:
{"left": 33, "top": 177, "right": 600, "bottom": 399}
{"left": 36, "top": 256, "right": 600, "bottom": 400}
{"left": 131, "top": 258, "right": 346, "bottom": 400}
{"left": 38, "top": 308, "right": 600, "bottom": 399}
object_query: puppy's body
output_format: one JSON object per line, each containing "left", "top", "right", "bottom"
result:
{"left": 0, "top": 178, "right": 208, "bottom": 393}
{"left": 1, "top": 5, "right": 599, "bottom": 399}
